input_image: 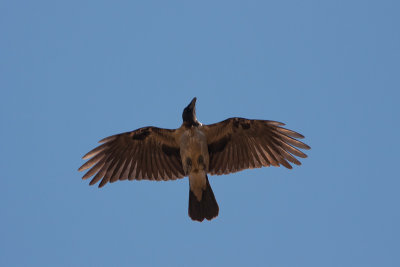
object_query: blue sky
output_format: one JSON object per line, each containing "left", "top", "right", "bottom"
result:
{"left": 1, "top": 1, "right": 399, "bottom": 266}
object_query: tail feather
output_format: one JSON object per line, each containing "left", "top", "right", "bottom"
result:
{"left": 188, "top": 176, "right": 219, "bottom": 222}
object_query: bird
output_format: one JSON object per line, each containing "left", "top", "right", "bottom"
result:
{"left": 78, "top": 97, "right": 310, "bottom": 222}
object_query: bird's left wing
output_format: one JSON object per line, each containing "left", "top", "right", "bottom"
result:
{"left": 202, "top": 117, "right": 310, "bottom": 175}
{"left": 78, "top": 127, "right": 185, "bottom": 187}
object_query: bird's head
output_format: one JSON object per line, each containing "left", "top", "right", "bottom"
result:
{"left": 182, "top": 97, "right": 199, "bottom": 126}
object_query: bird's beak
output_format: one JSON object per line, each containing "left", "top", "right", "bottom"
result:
{"left": 188, "top": 97, "right": 197, "bottom": 109}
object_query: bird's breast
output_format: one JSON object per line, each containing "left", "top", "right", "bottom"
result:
{"left": 179, "top": 127, "right": 209, "bottom": 175}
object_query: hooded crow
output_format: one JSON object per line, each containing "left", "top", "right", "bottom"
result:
{"left": 78, "top": 97, "right": 310, "bottom": 222}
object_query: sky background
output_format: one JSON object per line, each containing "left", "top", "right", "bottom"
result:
{"left": 1, "top": 1, "right": 399, "bottom": 266}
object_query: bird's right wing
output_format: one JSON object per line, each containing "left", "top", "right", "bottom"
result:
{"left": 78, "top": 127, "right": 185, "bottom": 187}
{"left": 202, "top": 117, "right": 310, "bottom": 175}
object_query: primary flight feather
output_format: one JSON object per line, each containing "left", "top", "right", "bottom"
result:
{"left": 78, "top": 97, "right": 310, "bottom": 222}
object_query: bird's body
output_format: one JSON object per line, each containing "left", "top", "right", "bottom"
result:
{"left": 180, "top": 126, "right": 209, "bottom": 199}
{"left": 178, "top": 125, "right": 219, "bottom": 220}
{"left": 79, "top": 97, "right": 310, "bottom": 222}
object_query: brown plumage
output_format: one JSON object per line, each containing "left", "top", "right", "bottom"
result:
{"left": 203, "top": 118, "right": 309, "bottom": 174}
{"left": 79, "top": 127, "right": 185, "bottom": 186}
{"left": 78, "top": 97, "right": 310, "bottom": 221}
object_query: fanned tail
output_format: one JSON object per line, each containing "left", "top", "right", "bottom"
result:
{"left": 188, "top": 175, "right": 219, "bottom": 222}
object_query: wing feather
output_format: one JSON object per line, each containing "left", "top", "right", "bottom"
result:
{"left": 225, "top": 142, "right": 234, "bottom": 173}
{"left": 127, "top": 145, "right": 140, "bottom": 180}
{"left": 119, "top": 159, "right": 132, "bottom": 181}
{"left": 82, "top": 143, "right": 109, "bottom": 160}
{"left": 272, "top": 136, "right": 308, "bottom": 158}
{"left": 110, "top": 158, "right": 127, "bottom": 183}
{"left": 253, "top": 138, "right": 271, "bottom": 167}
{"left": 231, "top": 142, "right": 240, "bottom": 172}
{"left": 244, "top": 137, "right": 257, "bottom": 168}
{"left": 89, "top": 160, "right": 111, "bottom": 186}
{"left": 82, "top": 158, "right": 106, "bottom": 180}
{"left": 152, "top": 146, "right": 164, "bottom": 179}
{"left": 144, "top": 143, "right": 153, "bottom": 180}
{"left": 162, "top": 152, "right": 178, "bottom": 179}
{"left": 275, "top": 144, "right": 301, "bottom": 165}
{"left": 262, "top": 143, "right": 280, "bottom": 167}
{"left": 220, "top": 143, "right": 231, "bottom": 174}
{"left": 271, "top": 130, "right": 310, "bottom": 149}
{"left": 109, "top": 146, "right": 131, "bottom": 183}
{"left": 99, "top": 154, "right": 120, "bottom": 187}
{"left": 248, "top": 137, "right": 263, "bottom": 168}
{"left": 133, "top": 142, "right": 144, "bottom": 180}
{"left": 275, "top": 127, "right": 305, "bottom": 139}
{"left": 79, "top": 127, "right": 184, "bottom": 187}
{"left": 214, "top": 141, "right": 227, "bottom": 174}
{"left": 158, "top": 151, "right": 172, "bottom": 179}
{"left": 242, "top": 138, "right": 252, "bottom": 169}
{"left": 128, "top": 160, "right": 137, "bottom": 181}
{"left": 79, "top": 152, "right": 105, "bottom": 172}
{"left": 268, "top": 143, "right": 292, "bottom": 169}
{"left": 202, "top": 117, "right": 310, "bottom": 175}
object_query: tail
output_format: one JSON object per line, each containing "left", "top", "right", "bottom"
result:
{"left": 188, "top": 176, "right": 219, "bottom": 222}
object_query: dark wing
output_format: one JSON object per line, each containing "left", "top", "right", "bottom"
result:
{"left": 202, "top": 117, "right": 310, "bottom": 175}
{"left": 78, "top": 127, "right": 185, "bottom": 187}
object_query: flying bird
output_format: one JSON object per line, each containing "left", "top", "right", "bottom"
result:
{"left": 78, "top": 97, "right": 310, "bottom": 222}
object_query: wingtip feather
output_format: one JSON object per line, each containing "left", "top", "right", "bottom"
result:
{"left": 266, "top": 120, "right": 285, "bottom": 126}
{"left": 82, "top": 154, "right": 92, "bottom": 160}
{"left": 98, "top": 135, "right": 118, "bottom": 143}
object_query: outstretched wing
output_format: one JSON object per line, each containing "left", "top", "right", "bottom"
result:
{"left": 202, "top": 118, "right": 310, "bottom": 175}
{"left": 78, "top": 127, "right": 185, "bottom": 187}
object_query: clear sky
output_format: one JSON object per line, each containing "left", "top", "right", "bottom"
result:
{"left": 1, "top": 1, "right": 399, "bottom": 266}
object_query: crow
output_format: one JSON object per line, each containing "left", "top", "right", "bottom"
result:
{"left": 78, "top": 97, "right": 310, "bottom": 222}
